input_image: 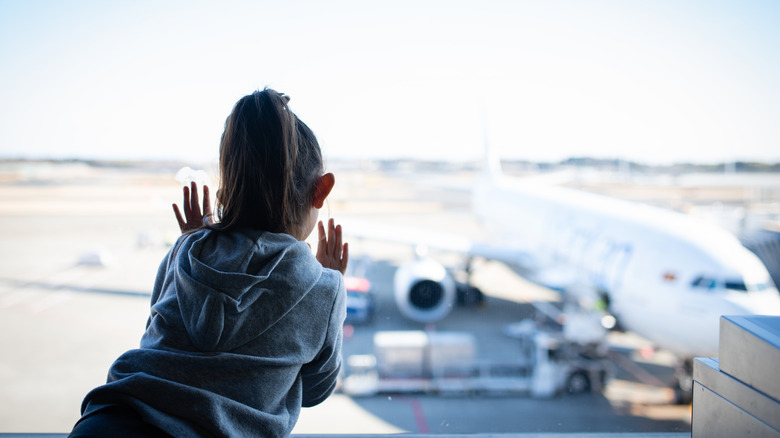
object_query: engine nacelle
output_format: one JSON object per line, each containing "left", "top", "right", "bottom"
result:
{"left": 393, "top": 258, "right": 456, "bottom": 323}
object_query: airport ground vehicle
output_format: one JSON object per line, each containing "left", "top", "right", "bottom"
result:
{"left": 340, "top": 319, "right": 610, "bottom": 398}
{"left": 345, "top": 276, "right": 375, "bottom": 325}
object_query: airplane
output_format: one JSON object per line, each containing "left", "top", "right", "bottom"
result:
{"left": 340, "top": 148, "right": 780, "bottom": 403}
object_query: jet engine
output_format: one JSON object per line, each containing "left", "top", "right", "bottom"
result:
{"left": 393, "top": 258, "right": 456, "bottom": 323}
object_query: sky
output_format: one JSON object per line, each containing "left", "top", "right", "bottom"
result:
{"left": 1, "top": 0, "right": 779, "bottom": 165}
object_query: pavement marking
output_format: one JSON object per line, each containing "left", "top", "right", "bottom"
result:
{"left": 400, "top": 397, "right": 430, "bottom": 433}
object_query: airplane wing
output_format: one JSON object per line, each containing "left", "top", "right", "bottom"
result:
{"left": 339, "top": 218, "right": 472, "bottom": 254}
{"left": 339, "top": 217, "right": 539, "bottom": 270}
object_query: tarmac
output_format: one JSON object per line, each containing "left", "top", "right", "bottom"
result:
{"left": 0, "top": 162, "right": 694, "bottom": 434}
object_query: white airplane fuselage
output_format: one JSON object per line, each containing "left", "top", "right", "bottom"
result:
{"left": 473, "top": 174, "right": 780, "bottom": 358}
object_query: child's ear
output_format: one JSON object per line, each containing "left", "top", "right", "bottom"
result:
{"left": 312, "top": 173, "right": 335, "bottom": 209}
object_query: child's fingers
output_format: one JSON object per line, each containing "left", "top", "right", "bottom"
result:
{"left": 172, "top": 204, "right": 186, "bottom": 231}
{"left": 316, "top": 220, "right": 327, "bottom": 258}
{"left": 328, "top": 218, "right": 336, "bottom": 253}
{"left": 189, "top": 182, "right": 201, "bottom": 218}
{"left": 182, "top": 185, "right": 191, "bottom": 211}
{"left": 333, "top": 224, "right": 343, "bottom": 259}
{"left": 316, "top": 219, "right": 349, "bottom": 274}
{"left": 340, "top": 242, "right": 349, "bottom": 275}
{"left": 318, "top": 220, "right": 326, "bottom": 244}
{"left": 202, "top": 185, "right": 212, "bottom": 216}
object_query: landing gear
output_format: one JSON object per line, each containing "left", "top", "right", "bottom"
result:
{"left": 456, "top": 282, "right": 484, "bottom": 306}
{"left": 673, "top": 358, "right": 694, "bottom": 405}
{"left": 455, "top": 257, "right": 485, "bottom": 307}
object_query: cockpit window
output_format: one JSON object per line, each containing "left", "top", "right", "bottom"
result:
{"left": 691, "top": 276, "right": 717, "bottom": 290}
{"left": 745, "top": 278, "right": 776, "bottom": 292}
{"left": 724, "top": 280, "right": 748, "bottom": 292}
{"left": 692, "top": 275, "right": 775, "bottom": 293}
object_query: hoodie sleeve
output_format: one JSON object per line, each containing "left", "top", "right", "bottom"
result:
{"left": 300, "top": 273, "right": 346, "bottom": 407}
{"left": 145, "top": 241, "right": 179, "bottom": 330}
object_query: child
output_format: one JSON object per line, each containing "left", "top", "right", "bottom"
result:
{"left": 70, "top": 89, "right": 348, "bottom": 437}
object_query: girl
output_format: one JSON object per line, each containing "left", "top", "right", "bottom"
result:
{"left": 70, "top": 89, "right": 348, "bottom": 437}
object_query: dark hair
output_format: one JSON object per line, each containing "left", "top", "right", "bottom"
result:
{"left": 210, "top": 88, "right": 324, "bottom": 234}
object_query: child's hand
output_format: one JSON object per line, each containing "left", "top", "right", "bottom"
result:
{"left": 316, "top": 219, "right": 349, "bottom": 275}
{"left": 173, "top": 182, "right": 212, "bottom": 233}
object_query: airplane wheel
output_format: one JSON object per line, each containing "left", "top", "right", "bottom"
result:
{"left": 674, "top": 384, "right": 693, "bottom": 405}
{"left": 567, "top": 371, "right": 591, "bottom": 394}
{"left": 673, "top": 358, "right": 694, "bottom": 405}
{"left": 456, "top": 283, "right": 484, "bottom": 306}
{"left": 673, "top": 374, "right": 693, "bottom": 404}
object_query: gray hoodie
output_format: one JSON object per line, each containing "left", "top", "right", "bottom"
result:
{"left": 79, "top": 228, "right": 346, "bottom": 437}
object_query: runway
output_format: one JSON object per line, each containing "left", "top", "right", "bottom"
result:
{"left": 0, "top": 162, "right": 693, "bottom": 433}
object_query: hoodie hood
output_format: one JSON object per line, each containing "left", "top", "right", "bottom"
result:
{"left": 173, "top": 228, "right": 322, "bottom": 351}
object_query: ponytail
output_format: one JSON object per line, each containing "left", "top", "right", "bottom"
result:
{"left": 212, "top": 88, "right": 323, "bottom": 234}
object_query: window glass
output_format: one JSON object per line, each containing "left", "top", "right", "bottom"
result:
{"left": 692, "top": 276, "right": 718, "bottom": 290}
{"left": 4, "top": 3, "right": 779, "bottom": 435}
{"left": 724, "top": 280, "right": 748, "bottom": 292}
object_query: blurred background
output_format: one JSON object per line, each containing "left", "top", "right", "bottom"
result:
{"left": 1, "top": 0, "right": 779, "bottom": 434}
